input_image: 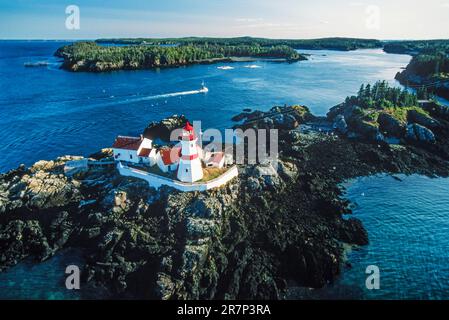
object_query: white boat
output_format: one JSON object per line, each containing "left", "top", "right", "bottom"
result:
{"left": 199, "top": 81, "right": 209, "bottom": 93}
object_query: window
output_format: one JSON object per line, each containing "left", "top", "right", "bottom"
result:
{"left": 186, "top": 169, "right": 189, "bottom": 173}
{"left": 130, "top": 154, "right": 133, "bottom": 159}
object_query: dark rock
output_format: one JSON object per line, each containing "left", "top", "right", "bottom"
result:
{"left": 143, "top": 114, "right": 188, "bottom": 141}
{"left": 407, "top": 110, "right": 440, "bottom": 129}
{"left": 2, "top": 106, "right": 449, "bottom": 300}
{"left": 185, "top": 217, "right": 216, "bottom": 239}
{"left": 427, "top": 102, "right": 449, "bottom": 120}
{"left": 273, "top": 114, "right": 299, "bottom": 129}
{"left": 405, "top": 123, "right": 436, "bottom": 143}
{"left": 378, "top": 112, "right": 405, "bottom": 137}
{"left": 326, "top": 103, "right": 345, "bottom": 121}
{"left": 189, "top": 196, "right": 223, "bottom": 218}
{"left": 231, "top": 112, "right": 250, "bottom": 122}
{"left": 338, "top": 218, "right": 369, "bottom": 245}
{"left": 236, "top": 105, "right": 311, "bottom": 131}
{"left": 333, "top": 114, "right": 348, "bottom": 134}
{"left": 351, "top": 120, "right": 384, "bottom": 142}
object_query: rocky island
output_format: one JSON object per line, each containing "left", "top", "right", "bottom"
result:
{"left": 1, "top": 83, "right": 449, "bottom": 299}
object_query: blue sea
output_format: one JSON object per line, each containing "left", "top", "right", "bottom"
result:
{"left": 1, "top": 40, "right": 449, "bottom": 299}
{"left": 339, "top": 175, "right": 449, "bottom": 299}
{"left": 0, "top": 40, "right": 410, "bottom": 172}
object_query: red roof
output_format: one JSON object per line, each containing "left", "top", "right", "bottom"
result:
{"left": 182, "top": 121, "right": 196, "bottom": 141}
{"left": 206, "top": 152, "right": 224, "bottom": 164}
{"left": 138, "top": 148, "right": 153, "bottom": 157}
{"left": 184, "top": 121, "right": 194, "bottom": 132}
{"left": 159, "top": 147, "right": 181, "bottom": 165}
{"left": 112, "top": 136, "right": 142, "bottom": 150}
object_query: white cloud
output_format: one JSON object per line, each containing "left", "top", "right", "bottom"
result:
{"left": 235, "top": 18, "right": 263, "bottom": 22}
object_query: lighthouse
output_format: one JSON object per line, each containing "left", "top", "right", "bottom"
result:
{"left": 177, "top": 122, "right": 203, "bottom": 183}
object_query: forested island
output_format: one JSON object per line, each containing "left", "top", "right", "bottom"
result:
{"left": 54, "top": 36, "right": 449, "bottom": 102}
{"left": 54, "top": 37, "right": 384, "bottom": 72}
{"left": 55, "top": 41, "right": 306, "bottom": 72}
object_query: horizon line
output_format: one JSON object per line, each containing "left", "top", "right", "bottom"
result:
{"left": 1, "top": 36, "right": 449, "bottom": 42}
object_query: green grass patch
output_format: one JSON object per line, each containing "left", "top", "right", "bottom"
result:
{"left": 383, "top": 106, "right": 428, "bottom": 123}
{"left": 199, "top": 167, "right": 228, "bottom": 182}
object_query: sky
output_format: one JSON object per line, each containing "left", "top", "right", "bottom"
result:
{"left": 1, "top": 0, "right": 449, "bottom": 40}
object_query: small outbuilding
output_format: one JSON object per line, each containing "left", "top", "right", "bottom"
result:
{"left": 203, "top": 151, "right": 225, "bottom": 168}
{"left": 112, "top": 135, "right": 156, "bottom": 165}
{"left": 156, "top": 146, "right": 181, "bottom": 173}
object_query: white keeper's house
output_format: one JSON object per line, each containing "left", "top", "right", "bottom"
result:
{"left": 155, "top": 146, "right": 180, "bottom": 173}
{"left": 112, "top": 135, "right": 157, "bottom": 165}
{"left": 111, "top": 121, "right": 238, "bottom": 191}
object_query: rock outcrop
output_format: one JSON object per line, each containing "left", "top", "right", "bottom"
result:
{"left": 2, "top": 105, "right": 449, "bottom": 299}
{"left": 143, "top": 115, "right": 188, "bottom": 141}
{"left": 405, "top": 123, "right": 436, "bottom": 143}
{"left": 333, "top": 114, "right": 348, "bottom": 134}
{"left": 407, "top": 109, "right": 440, "bottom": 129}
{"left": 233, "top": 105, "right": 315, "bottom": 131}
{"left": 326, "top": 100, "right": 448, "bottom": 147}
{"left": 378, "top": 113, "right": 405, "bottom": 137}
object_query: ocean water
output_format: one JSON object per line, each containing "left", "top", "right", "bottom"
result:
{"left": 2, "top": 41, "right": 449, "bottom": 300}
{"left": 336, "top": 175, "right": 449, "bottom": 300}
{"left": 0, "top": 249, "right": 86, "bottom": 299}
{"left": 0, "top": 40, "right": 411, "bottom": 172}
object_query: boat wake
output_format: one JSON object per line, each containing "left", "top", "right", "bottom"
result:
{"left": 217, "top": 66, "right": 234, "bottom": 70}
{"left": 2, "top": 85, "right": 208, "bottom": 114}
{"left": 142, "top": 89, "right": 206, "bottom": 100}
{"left": 118, "top": 85, "right": 208, "bottom": 104}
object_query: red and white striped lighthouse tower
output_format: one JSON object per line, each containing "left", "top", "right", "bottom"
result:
{"left": 177, "top": 121, "right": 203, "bottom": 183}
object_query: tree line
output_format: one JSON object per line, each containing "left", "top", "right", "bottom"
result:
{"left": 95, "top": 36, "right": 383, "bottom": 51}
{"left": 345, "top": 80, "right": 419, "bottom": 109}
{"left": 55, "top": 41, "right": 304, "bottom": 69}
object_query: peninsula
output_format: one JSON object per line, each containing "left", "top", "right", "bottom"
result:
{"left": 384, "top": 39, "right": 449, "bottom": 101}
{"left": 1, "top": 83, "right": 449, "bottom": 299}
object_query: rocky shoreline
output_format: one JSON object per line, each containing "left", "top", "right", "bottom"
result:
{"left": 395, "top": 70, "right": 449, "bottom": 101}
{"left": 1, "top": 103, "right": 449, "bottom": 299}
{"left": 58, "top": 56, "right": 296, "bottom": 73}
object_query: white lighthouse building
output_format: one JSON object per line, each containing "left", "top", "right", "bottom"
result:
{"left": 177, "top": 122, "right": 204, "bottom": 183}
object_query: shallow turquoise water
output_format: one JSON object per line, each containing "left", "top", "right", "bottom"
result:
{"left": 336, "top": 175, "right": 449, "bottom": 300}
